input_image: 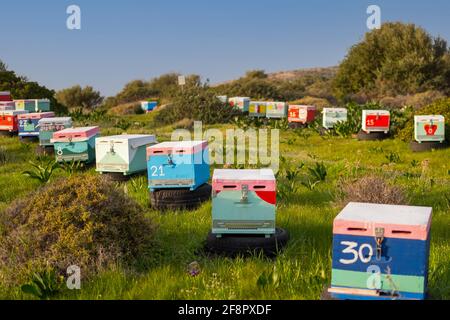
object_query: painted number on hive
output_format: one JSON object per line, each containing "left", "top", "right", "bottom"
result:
{"left": 339, "top": 241, "right": 373, "bottom": 265}
{"left": 151, "top": 165, "right": 165, "bottom": 177}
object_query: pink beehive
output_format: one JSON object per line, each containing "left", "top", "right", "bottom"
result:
{"left": 52, "top": 127, "right": 100, "bottom": 142}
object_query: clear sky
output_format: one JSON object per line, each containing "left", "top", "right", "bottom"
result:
{"left": 1, "top": 0, "right": 449, "bottom": 97}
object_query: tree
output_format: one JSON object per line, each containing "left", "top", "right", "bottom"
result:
{"left": 333, "top": 22, "right": 450, "bottom": 101}
{"left": 55, "top": 85, "right": 104, "bottom": 110}
{"left": 0, "top": 59, "right": 7, "bottom": 72}
{"left": 0, "top": 66, "right": 67, "bottom": 114}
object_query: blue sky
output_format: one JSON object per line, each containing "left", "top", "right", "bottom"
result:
{"left": 1, "top": 0, "right": 449, "bottom": 97}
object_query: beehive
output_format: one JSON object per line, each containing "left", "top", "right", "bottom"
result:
{"left": 322, "top": 108, "right": 348, "bottom": 129}
{"left": 15, "top": 99, "right": 51, "bottom": 113}
{"left": 38, "top": 117, "right": 73, "bottom": 147}
{"left": 146, "top": 141, "right": 210, "bottom": 191}
{"left": 0, "top": 101, "right": 15, "bottom": 111}
{"left": 51, "top": 127, "right": 100, "bottom": 163}
{"left": 228, "top": 97, "right": 250, "bottom": 113}
{"left": 266, "top": 102, "right": 288, "bottom": 119}
{"left": 288, "top": 105, "right": 316, "bottom": 124}
{"left": 0, "top": 110, "right": 28, "bottom": 133}
{"left": 249, "top": 101, "right": 267, "bottom": 118}
{"left": 0, "top": 91, "right": 11, "bottom": 102}
{"left": 18, "top": 112, "right": 55, "bottom": 138}
{"left": 141, "top": 101, "right": 158, "bottom": 113}
{"left": 212, "top": 169, "right": 276, "bottom": 237}
{"left": 362, "top": 110, "right": 390, "bottom": 133}
{"left": 217, "top": 95, "right": 228, "bottom": 103}
{"left": 329, "top": 202, "right": 432, "bottom": 300}
{"left": 414, "top": 115, "right": 445, "bottom": 143}
{"left": 96, "top": 134, "right": 158, "bottom": 176}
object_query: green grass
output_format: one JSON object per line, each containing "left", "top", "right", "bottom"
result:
{"left": 0, "top": 121, "right": 449, "bottom": 300}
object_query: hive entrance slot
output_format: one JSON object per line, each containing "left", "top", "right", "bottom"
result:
{"left": 253, "top": 186, "right": 266, "bottom": 189}
{"left": 153, "top": 151, "right": 163, "bottom": 154}
{"left": 347, "top": 228, "right": 367, "bottom": 232}
{"left": 392, "top": 230, "right": 412, "bottom": 235}
{"left": 223, "top": 185, "right": 237, "bottom": 189}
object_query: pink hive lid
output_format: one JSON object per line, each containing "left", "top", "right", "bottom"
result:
{"left": 289, "top": 105, "right": 316, "bottom": 110}
{"left": 333, "top": 202, "right": 432, "bottom": 241}
{"left": 18, "top": 112, "right": 55, "bottom": 120}
{"left": 147, "top": 141, "right": 208, "bottom": 156}
{"left": 52, "top": 126, "right": 99, "bottom": 142}
{"left": 0, "top": 110, "right": 28, "bottom": 116}
{"left": 212, "top": 169, "right": 276, "bottom": 191}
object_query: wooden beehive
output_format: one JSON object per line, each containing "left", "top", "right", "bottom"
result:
{"left": 249, "top": 101, "right": 267, "bottom": 118}
{"left": 0, "top": 101, "right": 16, "bottom": 111}
{"left": 0, "top": 91, "right": 11, "bottom": 102}
{"left": 141, "top": 101, "right": 158, "bottom": 113}
{"left": 18, "top": 112, "right": 55, "bottom": 138}
{"left": 362, "top": 110, "right": 390, "bottom": 133}
{"left": 146, "top": 141, "right": 210, "bottom": 191}
{"left": 329, "top": 202, "right": 432, "bottom": 300}
{"left": 96, "top": 134, "right": 158, "bottom": 176}
{"left": 414, "top": 115, "right": 446, "bottom": 143}
{"left": 51, "top": 127, "right": 100, "bottom": 163}
{"left": 38, "top": 117, "right": 73, "bottom": 147}
{"left": 228, "top": 97, "right": 250, "bottom": 113}
{"left": 0, "top": 110, "right": 28, "bottom": 133}
{"left": 15, "top": 99, "right": 51, "bottom": 113}
{"left": 266, "top": 102, "right": 288, "bottom": 119}
{"left": 322, "top": 108, "right": 348, "bottom": 129}
{"left": 288, "top": 105, "right": 317, "bottom": 124}
{"left": 212, "top": 169, "right": 276, "bottom": 237}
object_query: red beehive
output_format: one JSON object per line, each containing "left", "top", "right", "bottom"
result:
{"left": 0, "top": 110, "right": 28, "bottom": 133}
{"left": 288, "top": 105, "right": 316, "bottom": 124}
{"left": 0, "top": 91, "right": 12, "bottom": 102}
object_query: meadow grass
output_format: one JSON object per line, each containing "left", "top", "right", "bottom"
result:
{"left": 0, "top": 123, "right": 449, "bottom": 300}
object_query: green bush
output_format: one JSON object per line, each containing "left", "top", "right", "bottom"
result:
{"left": 155, "top": 85, "right": 238, "bottom": 125}
{"left": 397, "top": 98, "right": 450, "bottom": 141}
{"left": 0, "top": 174, "right": 156, "bottom": 287}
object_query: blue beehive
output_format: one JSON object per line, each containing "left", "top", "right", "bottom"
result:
{"left": 141, "top": 101, "right": 158, "bottom": 113}
{"left": 18, "top": 112, "right": 55, "bottom": 139}
{"left": 146, "top": 141, "right": 210, "bottom": 191}
{"left": 328, "top": 202, "right": 433, "bottom": 300}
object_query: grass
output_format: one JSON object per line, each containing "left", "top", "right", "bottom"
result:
{"left": 0, "top": 118, "right": 449, "bottom": 300}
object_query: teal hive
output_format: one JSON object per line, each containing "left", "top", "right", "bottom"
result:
{"left": 212, "top": 169, "right": 277, "bottom": 238}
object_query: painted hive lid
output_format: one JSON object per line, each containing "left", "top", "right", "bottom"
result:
{"left": 0, "top": 92, "right": 11, "bottom": 101}
{"left": 212, "top": 169, "right": 276, "bottom": 191}
{"left": 333, "top": 202, "right": 432, "bottom": 240}
{"left": 415, "top": 115, "right": 444, "bottom": 122}
{"left": 0, "top": 101, "right": 15, "bottom": 106}
{"left": 52, "top": 126, "right": 100, "bottom": 142}
{"left": 323, "top": 108, "right": 347, "bottom": 113}
{"left": 147, "top": 140, "right": 208, "bottom": 156}
{"left": 289, "top": 105, "right": 316, "bottom": 110}
{"left": 362, "top": 110, "right": 390, "bottom": 115}
{"left": 18, "top": 112, "right": 54, "bottom": 120}
{"left": 38, "top": 117, "right": 72, "bottom": 125}
{"left": 97, "top": 134, "right": 157, "bottom": 147}
{"left": 230, "top": 97, "right": 250, "bottom": 100}
{"left": 0, "top": 110, "right": 28, "bottom": 116}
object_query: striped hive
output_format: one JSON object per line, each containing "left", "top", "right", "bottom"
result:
{"left": 18, "top": 112, "right": 55, "bottom": 138}
{"left": 146, "top": 141, "right": 210, "bottom": 191}
{"left": 96, "top": 134, "right": 158, "bottom": 176}
{"left": 212, "top": 169, "right": 276, "bottom": 237}
{"left": 51, "top": 127, "right": 100, "bottom": 164}
{"left": 329, "top": 202, "right": 432, "bottom": 300}
{"left": 249, "top": 101, "right": 267, "bottom": 118}
{"left": 15, "top": 99, "right": 51, "bottom": 113}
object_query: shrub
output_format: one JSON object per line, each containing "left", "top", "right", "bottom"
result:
{"left": 397, "top": 98, "right": 450, "bottom": 141}
{"left": 336, "top": 175, "right": 408, "bottom": 206}
{"left": 0, "top": 174, "right": 156, "bottom": 287}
